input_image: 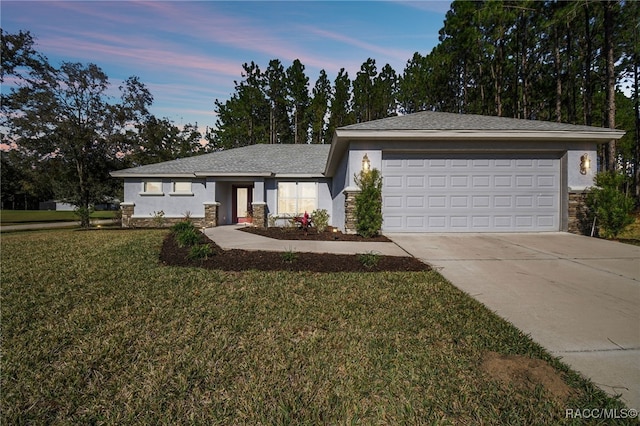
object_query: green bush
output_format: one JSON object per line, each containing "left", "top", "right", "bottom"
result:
{"left": 171, "top": 220, "right": 195, "bottom": 234}
{"left": 150, "top": 210, "right": 166, "bottom": 227}
{"left": 175, "top": 227, "right": 200, "bottom": 248}
{"left": 586, "top": 171, "right": 635, "bottom": 238}
{"left": 281, "top": 248, "right": 298, "bottom": 263}
{"left": 357, "top": 251, "right": 380, "bottom": 269}
{"left": 354, "top": 168, "right": 383, "bottom": 238}
{"left": 188, "top": 244, "right": 213, "bottom": 260}
{"left": 311, "top": 209, "right": 330, "bottom": 232}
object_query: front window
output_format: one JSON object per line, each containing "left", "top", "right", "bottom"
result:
{"left": 278, "top": 182, "right": 317, "bottom": 215}
{"left": 143, "top": 181, "right": 162, "bottom": 194}
{"left": 172, "top": 181, "right": 192, "bottom": 194}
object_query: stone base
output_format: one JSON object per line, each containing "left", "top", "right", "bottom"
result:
{"left": 568, "top": 191, "right": 592, "bottom": 235}
{"left": 343, "top": 188, "right": 360, "bottom": 234}
{"left": 204, "top": 202, "right": 220, "bottom": 228}
{"left": 251, "top": 202, "right": 267, "bottom": 228}
{"left": 125, "top": 217, "right": 206, "bottom": 228}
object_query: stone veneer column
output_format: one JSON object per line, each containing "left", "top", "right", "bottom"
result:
{"left": 251, "top": 202, "right": 267, "bottom": 228}
{"left": 203, "top": 202, "right": 220, "bottom": 228}
{"left": 120, "top": 202, "right": 135, "bottom": 228}
{"left": 343, "top": 188, "right": 361, "bottom": 234}
{"left": 568, "top": 190, "right": 590, "bottom": 235}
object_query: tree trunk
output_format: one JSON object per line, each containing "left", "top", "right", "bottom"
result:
{"left": 583, "top": 4, "right": 593, "bottom": 126}
{"left": 634, "top": 42, "right": 640, "bottom": 202}
{"left": 554, "top": 26, "right": 562, "bottom": 122}
{"left": 604, "top": 0, "right": 617, "bottom": 171}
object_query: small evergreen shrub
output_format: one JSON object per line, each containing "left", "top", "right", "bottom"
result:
{"left": 354, "top": 168, "right": 383, "bottom": 238}
{"left": 281, "top": 248, "right": 298, "bottom": 263}
{"left": 188, "top": 244, "right": 213, "bottom": 260}
{"left": 175, "top": 227, "right": 200, "bottom": 248}
{"left": 312, "top": 209, "right": 330, "bottom": 232}
{"left": 358, "top": 251, "right": 380, "bottom": 269}
{"left": 586, "top": 171, "right": 635, "bottom": 238}
{"left": 172, "top": 220, "right": 196, "bottom": 234}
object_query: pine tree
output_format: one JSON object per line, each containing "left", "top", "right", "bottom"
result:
{"left": 309, "top": 70, "right": 331, "bottom": 144}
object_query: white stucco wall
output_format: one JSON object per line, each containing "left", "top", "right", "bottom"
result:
{"left": 125, "top": 178, "right": 208, "bottom": 219}
{"left": 566, "top": 146, "right": 598, "bottom": 190}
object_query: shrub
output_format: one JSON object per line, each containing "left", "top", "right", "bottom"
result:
{"left": 281, "top": 248, "right": 298, "bottom": 263}
{"left": 172, "top": 220, "right": 196, "bottom": 234}
{"left": 188, "top": 244, "right": 213, "bottom": 260}
{"left": 354, "top": 168, "right": 383, "bottom": 238}
{"left": 311, "top": 209, "right": 330, "bottom": 232}
{"left": 358, "top": 251, "right": 380, "bottom": 269}
{"left": 586, "top": 171, "right": 635, "bottom": 239}
{"left": 150, "top": 210, "right": 166, "bottom": 227}
{"left": 175, "top": 227, "right": 200, "bottom": 248}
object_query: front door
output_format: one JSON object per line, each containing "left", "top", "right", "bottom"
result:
{"left": 232, "top": 185, "right": 253, "bottom": 224}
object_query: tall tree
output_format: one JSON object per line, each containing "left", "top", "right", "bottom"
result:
{"left": 130, "top": 118, "right": 208, "bottom": 166}
{"left": 603, "top": 0, "right": 618, "bottom": 171}
{"left": 326, "top": 68, "right": 353, "bottom": 143}
{"left": 1, "top": 31, "right": 153, "bottom": 226}
{"left": 398, "top": 52, "right": 430, "bottom": 114}
{"left": 286, "top": 59, "right": 310, "bottom": 144}
{"left": 373, "top": 63, "right": 398, "bottom": 118}
{"left": 212, "top": 62, "right": 269, "bottom": 149}
{"left": 352, "top": 58, "right": 378, "bottom": 123}
{"left": 309, "top": 69, "right": 331, "bottom": 144}
{"left": 264, "top": 59, "right": 291, "bottom": 144}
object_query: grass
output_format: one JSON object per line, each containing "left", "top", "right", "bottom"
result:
{"left": 1, "top": 230, "right": 633, "bottom": 424}
{"left": 0, "top": 209, "right": 116, "bottom": 225}
{"left": 617, "top": 212, "right": 640, "bottom": 245}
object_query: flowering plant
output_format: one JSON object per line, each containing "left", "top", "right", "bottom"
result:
{"left": 293, "top": 211, "right": 313, "bottom": 233}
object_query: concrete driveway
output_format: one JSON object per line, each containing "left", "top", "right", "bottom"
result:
{"left": 387, "top": 232, "right": 640, "bottom": 409}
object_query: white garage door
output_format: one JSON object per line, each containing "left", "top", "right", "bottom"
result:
{"left": 382, "top": 153, "right": 560, "bottom": 232}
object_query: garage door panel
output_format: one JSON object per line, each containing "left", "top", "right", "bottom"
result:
{"left": 407, "top": 176, "right": 425, "bottom": 187}
{"left": 407, "top": 216, "right": 426, "bottom": 228}
{"left": 382, "top": 153, "right": 560, "bottom": 232}
{"left": 385, "top": 175, "right": 403, "bottom": 188}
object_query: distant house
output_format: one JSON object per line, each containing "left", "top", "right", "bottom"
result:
{"left": 110, "top": 111, "right": 624, "bottom": 233}
{"left": 38, "top": 199, "right": 120, "bottom": 211}
{"left": 39, "top": 201, "right": 76, "bottom": 211}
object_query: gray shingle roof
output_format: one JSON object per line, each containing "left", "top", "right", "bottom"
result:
{"left": 111, "top": 144, "right": 331, "bottom": 177}
{"left": 339, "top": 111, "right": 619, "bottom": 133}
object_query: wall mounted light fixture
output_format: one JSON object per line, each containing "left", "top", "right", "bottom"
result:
{"left": 580, "top": 153, "right": 590, "bottom": 175}
{"left": 362, "top": 153, "right": 371, "bottom": 172}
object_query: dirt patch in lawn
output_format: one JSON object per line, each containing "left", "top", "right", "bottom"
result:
{"left": 481, "top": 351, "right": 574, "bottom": 403}
{"left": 160, "top": 232, "right": 429, "bottom": 273}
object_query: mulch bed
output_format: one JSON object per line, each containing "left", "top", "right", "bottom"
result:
{"left": 239, "top": 226, "right": 392, "bottom": 242}
{"left": 160, "top": 231, "right": 429, "bottom": 273}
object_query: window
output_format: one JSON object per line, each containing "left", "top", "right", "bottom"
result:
{"left": 172, "top": 181, "right": 192, "bottom": 194}
{"left": 142, "top": 181, "right": 163, "bottom": 194}
{"left": 278, "top": 182, "right": 317, "bottom": 215}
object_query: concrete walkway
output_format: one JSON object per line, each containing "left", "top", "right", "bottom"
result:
{"left": 0, "top": 219, "right": 114, "bottom": 232}
{"left": 387, "top": 232, "right": 640, "bottom": 409}
{"left": 204, "top": 225, "right": 409, "bottom": 257}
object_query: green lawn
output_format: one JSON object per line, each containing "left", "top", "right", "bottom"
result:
{"left": 1, "top": 230, "right": 632, "bottom": 424}
{"left": 0, "top": 209, "right": 116, "bottom": 225}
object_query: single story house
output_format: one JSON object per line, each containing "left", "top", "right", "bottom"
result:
{"left": 110, "top": 111, "right": 624, "bottom": 233}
